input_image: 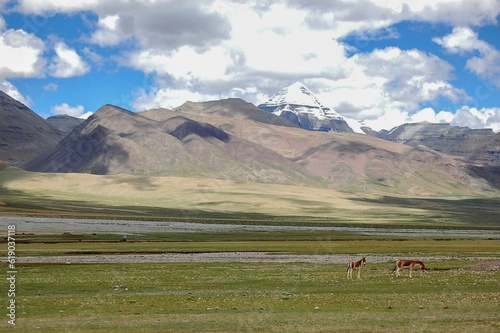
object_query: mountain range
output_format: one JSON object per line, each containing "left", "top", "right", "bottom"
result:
{"left": 1, "top": 86, "right": 499, "bottom": 196}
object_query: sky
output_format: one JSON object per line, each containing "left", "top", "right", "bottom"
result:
{"left": 0, "top": 0, "right": 499, "bottom": 132}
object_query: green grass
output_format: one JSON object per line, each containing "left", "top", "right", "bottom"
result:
{"left": 2, "top": 231, "right": 498, "bottom": 332}
{"left": 2, "top": 229, "right": 499, "bottom": 332}
{"left": 4, "top": 261, "right": 499, "bottom": 332}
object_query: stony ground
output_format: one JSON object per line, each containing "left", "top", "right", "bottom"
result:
{"left": 2, "top": 216, "right": 499, "bottom": 269}
{"left": 3, "top": 216, "right": 499, "bottom": 237}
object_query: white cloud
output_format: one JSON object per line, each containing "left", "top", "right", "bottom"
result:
{"left": 86, "top": 1, "right": 231, "bottom": 50}
{"left": 82, "top": 47, "right": 105, "bottom": 68}
{"left": 90, "top": 15, "right": 125, "bottom": 46}
{"left": 132, "top": 86, "right": 219, "bottom": 111}
{"left": 0, "top": 28, "right": 45, "bottom": 78}
{"left": 43, "top": 83, "right": 58, "bottom": 91}
{"left": 450, "top": 106, "right": 500, "bottom": 132}
{"left": 127, "top": 46, "right": 232, "bottom": 81}
{"left": 433, "top": 27, "right": 487, "bottom": 54}
{"left": 288, "top": 0, "right": 500, "bottom": 34}
{"left": 408, "top": 107, "right": 456, "bottom": 125}
{"left": 51, "top": 103, "right": 93, "bottom": 119}
{"left": 467, "top": 51, "right": 500, "bottom": 89}
{"left": 401, "top": 0, "right": 500, "bottom": 26}
{"left": 48, "top": 42, "right": 90, "bottom": 78}
{"left": 434, "top": 26, "right": 500, "bottom": 88}
{"left": 308, "top": 47, "right": 468, "bottom": 131}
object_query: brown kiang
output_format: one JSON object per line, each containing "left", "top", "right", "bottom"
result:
{"left": 347, "top": 257, "right": 366, "bottom": 279}
{"left": 394, "top": 259, "right": 426, "bottom": 278}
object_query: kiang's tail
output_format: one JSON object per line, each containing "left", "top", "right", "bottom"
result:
{"left": 392, "top": 260, "right": 398, "bottom": 272}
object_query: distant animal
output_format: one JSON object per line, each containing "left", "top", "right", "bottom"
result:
{"left": 347, "top": 257, "right": 366, "bottom": 279}
{"left": 393, "top": 259, "right": 426, "bottom": 278}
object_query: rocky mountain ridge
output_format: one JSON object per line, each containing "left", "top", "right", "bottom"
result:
{"left": 24, "top": 103, "right": 318, "bottom": 186}
{"left": 46, "top": 114, "right": 85, "bottom": 135}
{"left": 1, "top": 90, "right": 499, "bottom": 195}
{"left": 0, "top": 91, "right": 65, "bottom": 167}
{"left": 375, "top": 122, "right": 500, "bottom": 166}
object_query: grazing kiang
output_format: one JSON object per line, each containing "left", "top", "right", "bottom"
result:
{"left": 347, "top": 257, "right": 366, "bottom": 279}
{"left": 393, "top": 259, "right": 426, "bottom": 278}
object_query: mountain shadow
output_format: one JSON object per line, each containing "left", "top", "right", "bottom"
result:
{"left": 163, "top": 116, "right": 230, "bottom": 142}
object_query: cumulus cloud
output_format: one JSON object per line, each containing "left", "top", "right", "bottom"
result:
{"left": 433, "top": 27, "right": 487, "bottom": 54}
{"left": 306, "top": 47, "right": 469, "bottom": 131}
{"left": 434, "top": 27, "right": 500, "bottom": 88}
{"left": 450, "top": 106, "right": 500, "bottom": 132}
{"left": 0, "top": 28, "right": 45, "bottom": 78}
{"left": 408, "top": 107, "right": 454, "bottom": 124}
{"left": 51, "top": 103, "right": 93, "bottom": 119}
{"left": 132, "top": 86, "right": 220, "bottom": 111}
{"left": 403, "top": 0, "right": 500, "bottom": 26}
{"left": 86, "top": 1, "right": 231, "bottom": 51}
{"left": 48, "top": 42, "right": 90, "bottom": 78}
{"left": 287, "top": 0, "right": 499, "bottom": 34}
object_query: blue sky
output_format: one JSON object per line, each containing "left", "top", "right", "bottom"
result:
{"left": 1, "top": 0, "right": 499, "bottom": 132}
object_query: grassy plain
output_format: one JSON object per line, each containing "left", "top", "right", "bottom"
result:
{"left": 1, "top": 259, "right": 499, "bottom": 332}
{"left": 1, "top": 230, "right": 499, "bottom": 332}
{"left": 1, "top": 167, "right": 500, "bottom": 226}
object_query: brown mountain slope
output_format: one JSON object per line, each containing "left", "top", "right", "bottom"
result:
{"left": 142, "top": 100, "right": 499, "bottom": 194}
{"left": 0, "top": 90, "right": 64, "bottom": 166}
{"left": 174, "top": 98, "right": 298, "bottom": 128}
{"left": 24, "top": 104, "right": 205, "bottom": 174}
{"left": 17, "top": 97, "right": 500, "bottom": 195}
{"left": 24, "top": 104, "right": 319, "bottom": 186}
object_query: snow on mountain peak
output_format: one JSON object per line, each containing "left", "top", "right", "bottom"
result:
{"left": 262, "top": 81, "right": 323, "bottom": 109}
{"left": 257, "top": 82, "right": 361, "bottom": 133}
{"left": 258, "top": 81, "right": 343, "bottom": 120}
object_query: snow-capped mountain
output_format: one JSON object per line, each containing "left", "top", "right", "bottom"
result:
{"left": 258, "top": 82, "right": 354, "bottom": 133}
